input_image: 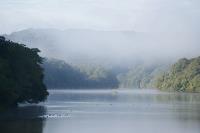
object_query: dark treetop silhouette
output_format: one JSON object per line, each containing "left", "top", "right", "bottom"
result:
{"left": 0, "top": 36, "right": 48, "bottom": 109}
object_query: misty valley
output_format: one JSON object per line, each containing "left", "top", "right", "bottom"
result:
{"left": 0, "top": 28, "right": 200, "bottom": 133}
{"left": 1, "top": 0, "right": 200, "bottom": 132}
{"left": 3, "top": 29, "right": 200, "bottom": 92}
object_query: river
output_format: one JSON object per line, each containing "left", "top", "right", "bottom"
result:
{"left": 1, "top": 89, "right": 200, "bottom": 133}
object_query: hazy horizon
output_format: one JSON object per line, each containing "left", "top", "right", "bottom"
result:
{"left": 3, "top": 28, "right": 199, "bottom": 67}
{"left": 1, "top": 0, "right": 200, "bottom": 33}
{"left": 1, "top": 1, "right": 200, "bottom": 132}
{"left": 1, "top": 0, "right": 200, "bottom": 65}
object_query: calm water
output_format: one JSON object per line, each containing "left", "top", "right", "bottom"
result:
{"left": 1, "top": 89, "right": 200, "bottom": 133}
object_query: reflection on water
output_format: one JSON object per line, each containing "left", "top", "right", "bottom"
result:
{"left": 1, "top": 89, "right": 200, "bottom": 133}
{"left": 0, "top": 106, "right": 46, "bottom": 133}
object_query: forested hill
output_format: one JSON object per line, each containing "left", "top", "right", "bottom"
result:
{"left": 43, "top": 58, "right": 119, "bottom": 89}
{"left": 156, "top": 57, "right": 200, "bottom": 92}
{"left": 43, "top": 59, "right": 171, "bottom": 89}
{"left": 0, "top": 36, "right": 48, "bottom": 108}
{"left": 42, "top": 57, "right": 200, "bottom": 92}
{"left": 117, "top": 63, "right": 169, "bottom": 88}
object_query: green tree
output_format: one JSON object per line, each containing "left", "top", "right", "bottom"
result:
{"left": 0, "top": 36, "right": 48, "bottom": 108}
{"left": 155, "top": 57, "right": 200, "bottom": 92}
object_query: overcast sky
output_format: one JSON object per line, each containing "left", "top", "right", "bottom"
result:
{"left": 1, "top": 0, "right": 200, "bottom": 34}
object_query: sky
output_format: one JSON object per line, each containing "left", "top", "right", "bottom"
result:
{"left": 1, "top": 0, "right": 200, "bottom": 64}
{"left": 1, "top": 0, "right": 200, "bottom": 34}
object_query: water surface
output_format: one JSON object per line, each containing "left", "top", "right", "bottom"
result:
{"left": 1, "top": 89, "right": 200, "bottom": 133}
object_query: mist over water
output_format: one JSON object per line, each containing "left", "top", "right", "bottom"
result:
{"left": 1, "top": 89, "right": 200, "bottom": 133}
{"left": 1, "top": 0, "right": 200, "bottom": 133}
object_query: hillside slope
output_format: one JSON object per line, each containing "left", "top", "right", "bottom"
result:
{"left": 156, "top": 57, "right": 200, "bottom": 92}
{"left": 43, "top": 58, "right": 119, "bottom": 89}
{"left": 118, "top": 63, "right": 169, "bottom": 88}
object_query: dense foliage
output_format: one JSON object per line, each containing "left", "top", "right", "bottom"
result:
{"left": 156, "top": 57, "right": 200, "bottom": 92}
{"left": 117, "top": 63, "right": 169, "bottom": 88}
{"left": 0, "top": 36, "right": 48, "bottom": 108}
{"left": 43, "top": 59, "right": 119, "bottom": 89}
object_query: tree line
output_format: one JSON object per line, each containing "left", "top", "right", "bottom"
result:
{"left": 156, "top": 57, "right": 200, "bottom": 92}
{"left": 43, "top": 58, "right": 119, "bottom": 89}
{"left": 0, "top": 34, "right": 199, "bottom": 109}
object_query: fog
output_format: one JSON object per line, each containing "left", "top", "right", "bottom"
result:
{"left": 1, "top": 0, "right": 200, "bottom": 33}
{"left": 5, "top": 29, "right": 200, "bottom": 66}
{"left": 1, "top": 1, "right": 200, "bottom": 132}
{"left": 1, "top": 0, "right": 200, "bottom": 65}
